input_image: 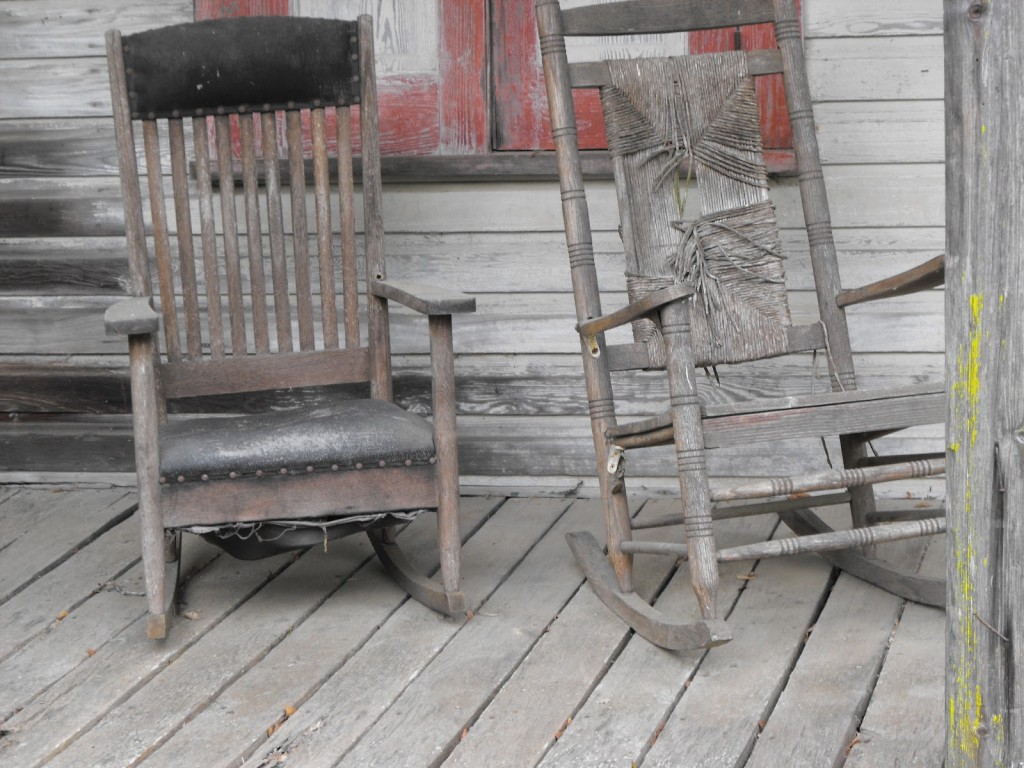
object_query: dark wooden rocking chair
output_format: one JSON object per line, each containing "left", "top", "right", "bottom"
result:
{"left": 105, "top": 15, "right": 475, "bottom": 639}
{"left": 536, "top": 0, "right": 946, "bottom": 650}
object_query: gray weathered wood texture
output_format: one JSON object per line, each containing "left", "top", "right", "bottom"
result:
{"left": 944, "top": 0, "right": 1024, "bottom": 764}
{"left": 0, "top": 486, "right": 945, "bottom": 766}
{"left": 534, "top": 0, "right": 945, "bottom": 652}
{"left": 1, "top": 0, "right": 944, "bottom": 490}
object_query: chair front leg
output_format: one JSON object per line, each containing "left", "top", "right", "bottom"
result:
{"left": 128, "top": 333, "right": 170, "bottom": 638}
{"left": 429, "top": 314, "right": 461, "bottom": 597}
{"left": 659, "top": 299, "right": 719, "bottom": 621}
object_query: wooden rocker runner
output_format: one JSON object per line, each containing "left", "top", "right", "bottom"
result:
{"left": 105, "top": 15, "right": 475, "bottom": 638}
{"left": 536, "top": 0, "right": 946, "bottom": 650}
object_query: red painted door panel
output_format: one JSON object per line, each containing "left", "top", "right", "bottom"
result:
{"left": 196, "top": 0, "right": 487, "bottom": 155}
{"left": 491, "top": 0, "right": 798, "bottom": 158}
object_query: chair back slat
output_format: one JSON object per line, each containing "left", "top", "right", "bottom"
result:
{"left": 311, "top": 107, "right": 340, "bottom": 351}
{"left": 141, "top": 120, "right": 181, "bottom": 362}
{"left": 238, "top": 114, "right": 271, "bottom": 354}
{"left": 337, "top": 108, "right": 361, "bottom": 349}
{"left": 161, "top": 348, "right": 371, "bottom": 400}
{"left": 192, "top": 115, "right": 226, "bottom": 358}
{"left": 110, "top": 16, "right": 376, "bottom": 395}
{"left": 559, "top": 0, "right": 775, "bottom": 36}
{"left": 167, "top": 118, "right": 204, "bottom": 359}
{"left": 260, "top": 110, "right": 293, "bottom": 354}
{"left": 214, "top": 115, "right": 248, "bottom": 355}
{"left": 285, "top": 110, "right": 316, "bottom": 351}
{"left": 568, "top": 50, "right": 783, "bottom": 88}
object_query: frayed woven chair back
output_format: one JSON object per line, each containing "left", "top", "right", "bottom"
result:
{"left": 602, "top": 51, "right": 791, "bottom": 367}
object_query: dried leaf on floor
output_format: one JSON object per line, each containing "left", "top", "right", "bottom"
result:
{"left": 267, "top": 705, "right": 298, "bottom": 737}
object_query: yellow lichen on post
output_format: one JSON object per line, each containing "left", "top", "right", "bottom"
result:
{"left": 949, "top": 293, "right": 985, "bottom": 760}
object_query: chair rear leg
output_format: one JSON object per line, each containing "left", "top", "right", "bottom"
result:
{"left": 785, "top": 432, "right": 945, "bottom": 606}
{"left": 842, "top": 433, "right": 878, "bottom": 530}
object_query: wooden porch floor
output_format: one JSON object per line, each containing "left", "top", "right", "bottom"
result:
{"left": 0, "top": 483, "right": 944, "bottom": 768}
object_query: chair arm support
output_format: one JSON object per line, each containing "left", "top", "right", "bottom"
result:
{"left": 371, "top": 279, "right": 476, "bottom": 315}
{"left": 836, "top": 254, "right": 945, "bottom": 308}
{"left": 105, "top": 296, "right": 160, "bottom": 337}
{"left": 576, "top": 283, "right": 695, "bottom": 337}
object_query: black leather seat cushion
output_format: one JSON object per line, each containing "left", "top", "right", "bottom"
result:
{"left": 159, "top": 398, "right": 436, "bottom": 483}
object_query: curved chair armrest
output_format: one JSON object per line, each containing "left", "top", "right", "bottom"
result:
{"left": 836, "top": 254, "right": 945, "bottom": 308}
{"left": 105, "top": 296, "right": 161, "bottom": 337}
{"left": 577, "top": 283, "right": 695, "bottom": 337}
{"left": 371, "top": 279, "right": 476, "bottom": 315}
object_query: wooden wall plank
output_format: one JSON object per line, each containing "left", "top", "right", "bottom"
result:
{"left": 0, "top": 119, "right": 122, "bottom": 178}
{"left": 805, "top": 37, "right": 943, "bottom": 102}
{"left": 0, "top": 179, "right": 124, "bottom": 237}
{"left": 0, "top": 59, "right": 113, "bottom": 120}
{"left": 0, "top": 1, "right": 191, "bottom": 59}
{"left": 803, "top": 0, "right": 941, "bottom": 38}
{"left": 0, "top": 100, "right": 946, "bottom": 179}
{"left": 0, "top": 170, "right": 945, "bottom": 239}
{"left": 0, "top": 290, "right": 945, "bottom": 357}
{"left": 0, "top": 351, "right": 947, "bottom": 416}
{"left": 0, "top": 413, "right": 944, "bottom": 479}
{"left": 0, "top": 227, "right": 945, "bottom": 297}
{"left": 0, "top": 254, "right": 126, "bottom": 295}
{"left": 0, "top": 38, "right": 943, "bottom": 119}
{"left": 813, "top": 101, "right": 944, "bottom": 164}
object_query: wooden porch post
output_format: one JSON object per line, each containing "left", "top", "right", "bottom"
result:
{"left": 945, "top": 0, "right": 1024, "bottom": 764}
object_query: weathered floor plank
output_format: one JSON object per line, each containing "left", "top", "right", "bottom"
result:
{"left": 441, "top": 498, "right": 682, "bottom": 768}
{"left": 536, "top": 513, "right": 779, "bottom": 768}
{"left": 40, "top": 498, "right": 509, "bottom": 768}
{"left": 0, "top": 514, "right": 138, "bottom": 664}
{"left": 842, "top": 602, "right": 944, "bottom": 768}
{"left": 844, "top": 536, "right": 945, "bottom": 768}
{"left": 139, "top": 497, "right": 503, "bottom": 768}
{"left": 0, "top": 487, "right": 947, "bottom": 768}
{"left": 743, "top": 572, "right": 906, "bottom": 768}
{"left": 339, "top": 497, "right": 614, "bottom": 768}
{"left": 0, "top": 557, "right": 148, "bottom": 721}
{"left": 0, "top": 542, "right": 295, "bottom": 768}
{"left": 0, "top": 486, "right": 134, "bottom": 604}
{"left": 642, "top": 541, "right": 834, "bottom": 767}
{"left": 246, "top": 496, "right": 572, "bottom": 768}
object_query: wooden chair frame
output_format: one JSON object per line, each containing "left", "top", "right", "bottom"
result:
{"left": 105, "top": 15, "right": 475, "bottom": 638}
{"left": 536, "top": 0, "right": 946, "bottom": 650}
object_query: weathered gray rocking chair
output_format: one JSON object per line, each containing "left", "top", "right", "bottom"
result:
{"left": 106, "top": 15, "right": 475, "bottom": 638}
{"left": 536, "top": 0, "right": 946, "bottom": 650}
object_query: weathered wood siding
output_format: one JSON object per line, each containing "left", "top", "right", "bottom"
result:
{"left": 0, "top": 0, "right": 944, "bottom": 492}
